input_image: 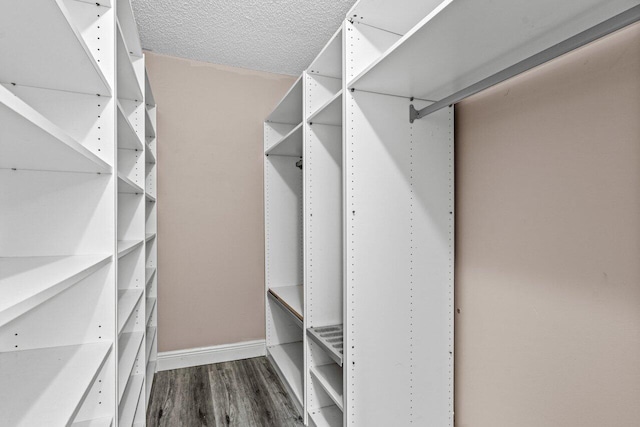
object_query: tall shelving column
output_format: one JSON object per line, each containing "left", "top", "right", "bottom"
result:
{"left": 304, "top": 26, "right": 345, "bottom": 427}
{"left": 264, "top": 76, "right": 306, "bottom": 416}
{"left": 0, "top": 0, "right": 117, "bottom": 425}
{"left": 144, "top": 69, "right": 159, "bottom": 404}
{"left": 115, "top": 0, "right": 147, "bottom": 425}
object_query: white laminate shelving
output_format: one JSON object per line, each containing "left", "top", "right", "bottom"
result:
{"left": 0, "top": 343, "right": 112, "bottom": 427}
{"left": 268, "top": 285, "right": 304, "bottom": 322}
{"left": 267, "top": 342, "right": 304, "bottom": 407}
{"left": 118, "top": 173, "right": 144, "bottom": 194}
{"left": 265, "top": 123, "right": 303, "bottom": 157}
{"left": 117, "top": 103, "right": 143, "bottom": 151}
{"left": 117, "top": 240, "right": 144, "bottom": 258}
{"left": 118, "top": 374, "right": 144, "bottom": 427}
{"left": 118, "top": 331, "right": 144, "bottom": 402}
{"left": 116, "top": 23, "right": 143, "bottom": 102}
{"left": 309, "top": 405, "right": 343, "bottom": 427}
{"left": 266, "top": 76, "right": 303, "bottom": 125}
{"left": 71, "top": 416, "right": 114, "bottom": 427}
{"left": 145, "top": 298, "right": 156, "bottom": 325}
{"left": 307, "top": 90, "right": 342, "bottom": 126}
{"left": 310, "top": 364, "right": 343, "bottom": 410}
{"left": 117, "top": 289, "right": 144, "bottom": 333}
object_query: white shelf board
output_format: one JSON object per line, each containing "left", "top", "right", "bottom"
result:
{"left": 146, "top": 297, "right": 156, "bottom": 326}
{"left": 268, "top": 285, "right": 303, "bottom": 321}
{"left": 145, "top": 141, "right": 156, "bottom": 164}
{"left": 117, "top": 103, "right": 143, "bottom": 151}
{"left": 349, "top": 0, "right": 639, "bottom": 101}
{"left": 307, "top": 90, "right": 342, "bottom": 126}
{"left": 145, "top": 108, "right": 156, "bottom": 139}
{"left": 118, "top": 173, "right": 144, "bottom": 194}
{"left": 118, "top": 332, "right": 144, "bottom": 403}
{"left": 117, "top": 240, "right": 144, "bottom": 258}
{"left": 146, "top": 326, "right": 157, "bottom": 361}
{"left": 116, "top": 23, "right": 143, "bottom": 102}
{"left": 0, "top": 0, "right": 111, "bottom": 95}
{"left": 0, "top": 254, "right": 111, "bottom": 328}
{"left": 0, "top": 85, "right": 112, "bottom": 174}
{"left": 309, "top": 405, "right": 343, "bottom": 427}
{"left": 311, "top": 364, "right": 343, "bottom": 410}
{"left": 118, "top": 374, "right": 143, "bottom": 427}
{"left": 145, "top": 192, "right": 156, "bottom": 203}
{"left": 145, "top": 360, "right": 157, "bottom": 403}
{"left": 116, "top": 0, "right": 143, "bottom": 57}
{"left": 308, "top": 27, "right": 343, "bottom": 79}
{"left": 145, "top": 70, "right": 156, "bottom": 107}
{"left": 265, "top": 123, "right": 303, "bottom": 157}
{"left": 146, "top": 268, "right": 156, "bottom": 287}
{"left": 117, "top": 289, "right": 143, "bottom": 333}
{"left": 71, "top": 416, "right": 113, "bottom": 427}
{"left": 145, "top": 233, "right": 156, "bottom": 243}
{"left": 0, "top": 342, "right": 112, "bottom": 427}
{"left": 347, "top": 0, "right": 444, "bottom": 36}
{"left": 267, "top": 342, "right": 304, "bottom": 406}
{"left": 266, "top": 76, "right": 303, "bottom": 124}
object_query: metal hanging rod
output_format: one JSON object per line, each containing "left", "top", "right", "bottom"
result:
{"left": 410, "top": 4, "right": 640, "bottom": 123}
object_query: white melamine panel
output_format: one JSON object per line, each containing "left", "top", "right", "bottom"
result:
{"left": 307, "top": 91, "right": 342, "bottom": 126}
{"left": 145, "top": 70, "right": 156, "bottom": 107}
{"left": 269, "top": 285, "right": 304, "bottom": 320}
{"left": 0, "top": 171, "right": 114, "bottom": 257}
{"left": 118, "top": 103, "right": 144, "bottom": 150}
{"left": 145, "top": 142, "right": 157, "bottom": 164}
{"left": 309, "top": 405, "right": 342, "bottom": 427}
{"left": 265, "top": 123, "right": 303, "bottom": 157}
{"left": 146, "top": 327, "right": 157, "bottom": 360}
{"left": 0, "top": 255, "right": 111, "bottom": 328}
{"left": 146, "top": 268, "right": 156, "bottom": 291}
{"left": 310, "top": 364, "right": 343, "bottom": 410}
{"left": 118, "top": 332, "right": 144, "bottom": 402}
{"left": 117, "top": 24, "right": 143, "bottom": 102}
{"left": 146, "top": 298, "right": 157, "bottom": 325}
{"left": 74, "top": 350, "right": 115, "bottom": 424}
{"left": 118, "top": 173, "right": 144, "bottom": 194}
{"left": 350, "top": 0, "right": 639, "bottom": 99}
{"left": 344, "top": 21, "right": 400, "bottom": 83}
{"left": 268, "top": 342, "right": 304, "bottom": 406}
{"left": 305, "top": 125, "right": 343, "bottom": 328}
{"left": 72, "top": 417, "right": 113, "bottom": 427}
{"left": 145, "top": 360, "right": 157, "bottom": 402}
{"left": 145, "top": 109, "right": 156, "bottom": 138}
{"left": 306, "top": 75, "right": 342, "bottom": 117}
{"left": 117, "top": 240, "right": 144, "bottom": 259}
{"left": 309, "top": 27, "right": 343, "bottom": 79}
{"left": 0, "top": 86, "right": 111, "bottom": 173}
{"left": 0, "top": 343, "right": 111, "bottom": 427}
{"left": 345, "top": 91, "right": 453, "bottom": 426}
{"left": 267, "top": 76, "right": 303, "bottom": 124}
{"left": 3, "top": 84, "right": 115, "bottom": 165}
{"left": 145, "top": 233, "right": 156, "bottom": 243}
{"left": 118, "top": 374, "right": 143, "bottom": 427}
{"left": 118, "top": 289, "right": 144, "bottom": 333}
{"left": 0, "top": 0, "right": 111, "bottom": 95}
{"left": 116, "top": 0, "right": 143, "bottom": 57}
{"left": 118, "top": 149, "right": 144, "bottom": 187}
{"left": 347, "top": 0, "right": 444, "bottom": 36}
{"left": 264, "top": 122, "right": 297, "bottom": 152}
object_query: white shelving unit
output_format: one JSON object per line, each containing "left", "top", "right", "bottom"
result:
{"left": 0, "top": 0, "right": 157, "bottom": 424}
{"left": 265, "top": 1, "right": 639, "bottom": 425}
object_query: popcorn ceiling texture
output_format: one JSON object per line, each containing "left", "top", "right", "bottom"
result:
{"left": 131, "top": 0, "right": 357, "bottom": 76}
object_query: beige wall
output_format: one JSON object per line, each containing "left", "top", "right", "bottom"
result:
{"left": 145, "top": 52, "right": 296, "bottom": 352}
{"left": 455, "top": 23, "right": 640, "bottom": 426}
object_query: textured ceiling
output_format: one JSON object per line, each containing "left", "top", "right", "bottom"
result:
{"left": 131, "top": 0, "right": 358, "bottom": 76}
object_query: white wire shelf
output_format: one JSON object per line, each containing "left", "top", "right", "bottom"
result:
{"left": 0, "top": 254, "right": 111, "bottom": 328}
{"left": 0, "top": 342, "right": 112, "bottom": 427}
{"left": 0, "top": 85, "right": 112, "bottom": 174}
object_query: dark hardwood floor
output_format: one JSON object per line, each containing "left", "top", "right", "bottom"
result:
{"left": 147, "top": 357, "right": 304, "bottom": 427}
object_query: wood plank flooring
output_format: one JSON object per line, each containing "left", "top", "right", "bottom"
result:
{"left": 147, "top": 357, "right": 304, "bottom": 427}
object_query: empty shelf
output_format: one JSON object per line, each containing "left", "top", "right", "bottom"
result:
{"left": 349, "top": 0, "right": 637, "bottom": 102}
{"left": 0, "top": 0, "right": 111, "bottom": 95}
{"left": 307, "top": 325, "right": 343, "bottom": 367}
{"left": 309, "top": 405, "right": 343, "bottom": 427}
{"left": 116, "top": 23, "right": 143, "bottom": 102}
{"left": 0, "top": 342, "right": 112, "bottom": 427}
{"left": 0, "top": 255, "right": 111, "bottom": 327}
{"left": 265, "top": 123, "right": 302, "bottom": 157}
{"left": 308, "top": 90, "right": 342, "bottom": 126}
{"left": 117, "top": 240, "right": 144, "bottom": 258}
{"left": 118, "top": 374, "right": 143, "bottom": 427}
{"left": 145, "top": 268, "right": 156, "bottom": 287}
{"left": 71, "top": 416, "right": 113, "bottom": 427}
{"left": 311, "top": 364, "right": 343, "bottom": 410}
{"left": 117, "top": 289, "right": 143, "bottom": 333}
{"left": 308, "top": 27, "right": 343, "bottom": 79}
{"left": 266, "top": 76, "right": 303, "bottom": 125}
{"left": 145, "top": 70, "right": 156, "bottom": 107}
{"left": 116, "top": 0, "right": 143, "bottom": 58}
{"left": 118, "top": 173, "right": 144, "bottom": 194}
{"left": 267, "top": 342, "right": 303, "bottom": 407}
{"left": 118, "top": 332, "right": 144, "bottom": 403}
{"left": 145, "top": 109, "right": 156, "bottom": 139}
{"left": 0, "top": 85, "right": 112, "bottom": 174}
{"left": 145, "top": 141, "right": 156, "bottom": 164}
{"left": 146, "top": 360, "right": 157, "bottom": 404}
{"left": 268, "top": 285, "right": 303, "bottom": 322}
{"left": 145, "top": 192, "right": 156, "bottom": 203}
{"left": 146, "top": 297, "right": 157, "bottom": 326}
{"left": 145, "top": 233, "right": 156, "bottom": 242}
{"left": 117, "top": 103, "right": 143, "bottom": 150}
{"left": 146, "top": 326, "right": 157, "bottom": 361}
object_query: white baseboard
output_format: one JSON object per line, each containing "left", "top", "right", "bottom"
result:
{"left": 157, "top": 339, "right": 266, "bottom": 371}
